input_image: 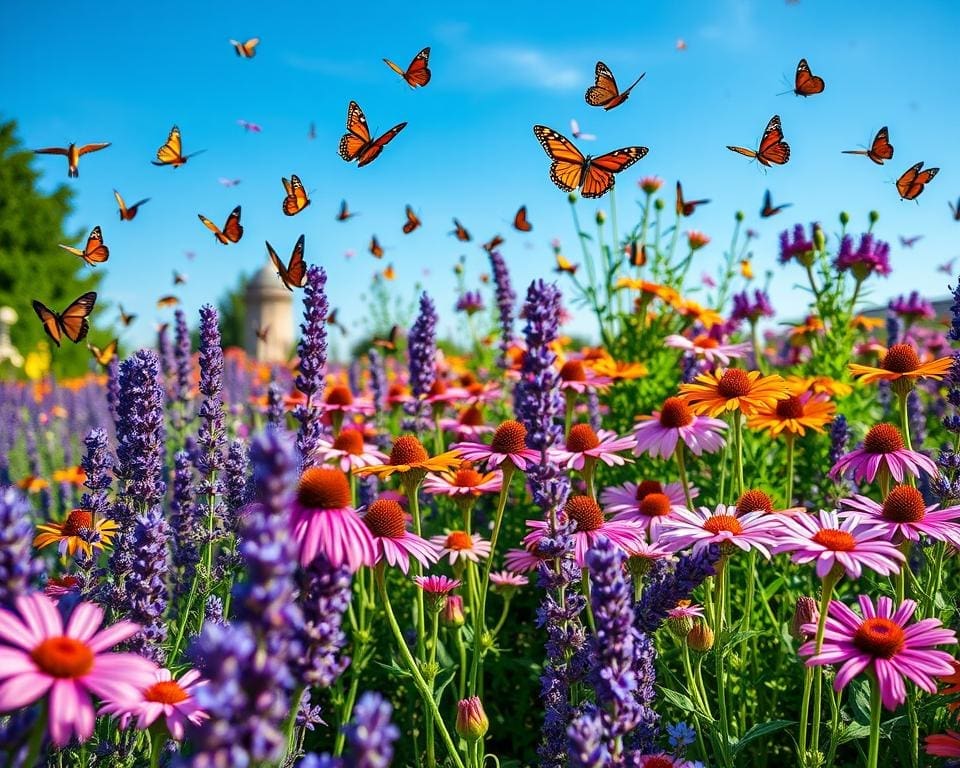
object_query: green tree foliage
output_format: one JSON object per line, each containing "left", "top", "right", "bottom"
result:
{"left": 0, "top": 119, "right": 109, "bottom": 377}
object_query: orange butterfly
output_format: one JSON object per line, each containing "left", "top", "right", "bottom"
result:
{"left": 173, "top": 271, "right": 187, "bottom": 285}
{"left": 369, "top": 235, "right": 384, "bottom": 259}
{"left": 383, "top": 264, "right": 396, "bottom": 280}
{"left": 59, "top": 226, "right": 109, "bottom": 267}
{"left": 198, "top": 206, "right": 244, "bottom": 244}
{"left": 338, "top": 102, "right": 407, "bottom": 167}
{"left": 230, "top": 38, "right": 259, "bottom": 58}
{"left": 950, "top": 199, "right": 960, "bottom": 221}
{"left": 896, "top": 162, "right": 938, "bottom": 201}
{"left": 842, "top": 127, "right": 894, "bottom": 165}
{"left": 585, "top": 61, "right": 645, "bottom": 110}
{"left": 625, "top": 241, "right": 647, "bottom": 267}
{"left": 118, "top": 304, "right": 137, "bottom": 327}
{"left": 727, "top": 115, "right": 790, "bottom": 166}
{"left": 373, "top": 325, "right": 400, "bottom": 350}
{"left": 156, "top": 296, "right": 180, "bottom": 309}
{"left": 513, "top": 205, "right": 532, "bottom": 232}
{"left": 402, "top": 205, "right": 421, "bottom": 234}
{"left": 450, "top": 218, "right": 471, "bottom": 242}
{"left": 32, "top": 292, "right": 97, "bottom": 347}
{"left": 676, "top": 182, "right": 710, "bottom": 216}
{"left": 533, "top": 125, "right": 648, "bottom": 198}
{"left": 282, "top": 175, "right": 310, "bottom": 216}
{"left": 760, "top": 189, "right": 792, "bottom": 217}
{"left": 114, "top": 189, "right": 150, "bottom": 221}
{"left": 482, "top": 235, "right": 504, "bottom": 253}
{"left": 384, "top": 47, "right": 431, "bottom": 88}
{"left": 336, "top": 200, "right": 357, "bottom": 221}
{"left": 152, "top": 126, "right": 205, "bottom": 167}
{"left": 793, "top": 58, "right": 824, "bottom": 96}
{"left": 33, "top": 142, "right": 110, "bottom": 178}
{"left": 555, "top": 254, "right": 579, "bottom": 274}
{"left": 327, "top": 309, "right": 347, "bottom": 336}
{"left": 87, "top": 339, "right": 118, "bottom": 368}
{"left": 255, "top": 325, "right": 270, "bottom": 342}
{"left": 266, "top": 235, "right": 307, "bottom": 291}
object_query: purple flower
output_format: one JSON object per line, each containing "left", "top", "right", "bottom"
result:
{"left": 890, "top": 291, "right": 935, "bottom": 323}
{"left": 170, "top": 451, "right": 200, "bottom": 598}
{"left": 157, "top": 321, "right": 175, "bottom": 385}
{"left": 778, "top": 224, "right": 814, "bottom": 264}
{"left": 297, "top": 691, "right": 398, "bottom": 768}
{"left": 489, "top": 251, "right": 516, "bottom": 366}
{"left": 196, "top": 306, "right": 227, "bottom": 552}
{"left": 80, "top": 428, "right": 112, "bottom": 523}
{"left": 267, "top": 381, "right": 285, "bottom": 428}
{"left": 515, "top": 280, "right": 564, "bottom": 453}
{"left": 828, "top": 415, "right": 848, "bottom": 469}
{"left": 224, "top": 438, "right": 250, "bottom": 533}
{"left": 834, "top": 233, "right": 892, "bottom": 280}
{"left": 730, "top": 289, "right": 774, "bottom": 325}
{"left": 408, "top": 292, "right": 438, "bottom": 401}
{"left": 173, "top": 308, "right": 194, "bottom": 417}
{"left": 568, "top": 705, "right": 610, "bottom": 768}
{"left": 456, "top": 290, "right": 485, "bottom": 315}
{"left": 0, "top": 487, "right": 42, "bottom": 608}
{"left": 294, "top": 552, "right": 353, "bottom": 687}
{"left": 123, "top": 506, "right": 172, "bottom": 663}
{"left": 635, "top": 546, "right": 718, "bottom": 635}
{"left": 106, "top": 358, "right": 120, "bottom": 429}
{"left": 368, "top": 349, "right": 386, "bottom": 413}
{"left": 295, "top": 266, "right": 329, "bottom": 464}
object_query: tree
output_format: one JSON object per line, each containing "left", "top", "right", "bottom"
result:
{"left": 0, "top": 119, "right": 110, "bottom": 377}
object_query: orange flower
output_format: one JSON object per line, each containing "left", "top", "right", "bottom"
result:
{"left": 788, "top": 315, "right": 824, "bottom": 347}
{"left": 687, "top": 230, "right": 710, "bottom": 251}
{"left": 34, "top": 509, "right": 119, "bottom": 558}
{"left": 678, "top": 368, "right": 788, "bottom": 417}
{"left": 747, "top": 389, "right": 836, "bottom": 438}
{"left": 849, "top": 343, "right": 953, "bottom": 385}
{"left": 16, "top": 476, "right": 49, "bottom": 493}
{"left": 676, "top": 299, "right": 723, "bottom": 329}
{"left": 587, "top": 354, "right": 648, "bottom": 381}
{"left": 354, "top": 435, "right": 461, "bottom": 482}
{"left": 785, "top": 375, "right": 853, "bottom": 398}
{"left": 615, "top": 278, "right": 681, "bottom": 306}
{"left": 851, "top": 314, "right": 885, "bottom": 332}
{"left": 52, "top": 466, "right": 87, "bottom": 486}
{"left": 938, "top": 659, "right": 960, "bottom": 715}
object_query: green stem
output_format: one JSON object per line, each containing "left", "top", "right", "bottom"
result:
{"left": 732, "top": 412, "right": 744, "bottom": 498}
{"left": 425, "top": 610, "right": 440, "bottom": 768}
{"left": 283, "top": 683, "right": 306, "bottom": 757}
{"left": 581, "top": 567, "right": 596, "bottom": 632}
{"left": 866, "top": 678, "right": 882, "bottom": 768}
{"left": 675, "top": 446, "right": 695, "bottom": 510}
{"left": 713, "top": 561, "right": 733, "bottom": 767}
{"left": 785, "top": 434, "right": 795, "bottom": 506}
{"left": 404, "top": 477, "right": 428, "bottom": 662}
{"left": 23, "top": 700, "right": 47, "bottom": 768}
{"left": 456, "top": 629, "right": 468, "bottom": 701}
{"left": 810, "top": 570, "right": 840, "bottom": 757}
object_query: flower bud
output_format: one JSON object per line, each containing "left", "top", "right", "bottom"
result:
{"left": 790, "top": 596, "right": 819, "bottom": 643}
{"left": 735, "top": 210, "right": 745, "bottom": 222}
{"left": 839, "top": 211, "right": 850, "bottom": 226}
{"left": 440, "top": 594, "right": 465, "bottom": 628}
{"left": 667, "top": 613, "right": 694, "bottom": 641}
{"left": 813, "top": 223, "right": 826, "bottom": 251}
{"left": 654, "top": 198, "right": 665, "bottom": 211}
{"left": 456, "top": 696, "right": 489, "bottom": 742}
{"left": 567, "top": 192, "right": 578, "bottom": 205}
{"left": 595, "top": 209, "right": 606, "bottom": 225}
{"left": 687, "top": 619, "right": 714, "bottom": 652}
{"left": 868, "top": 210, "right": 880, "bottom": 224}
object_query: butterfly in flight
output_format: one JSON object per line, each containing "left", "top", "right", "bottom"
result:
{"left": 383, "top": 46, "right": 431, "bottom": 88}
{"left": 949, "top": 199, "right": 960, "bottom": 221}
{"left": 938, "top": 259, "right": 957, "bottom": 275}
{"left": 792, "top": 58, "right": 824, "bottom": 96}
{"left": 59, "top": 226, "right": 109, "bottom": 267}
{"left": 255, "top": 325, "right": 270, "bottom": 342}
{"left": 896, "top": 162, "right": 939, "bottom": 201}
{"left": 33, "top": 142, "right": 110, "bottom": 178}
{"left": 156, "top": 296, "right": 179, "bottom": 309}
{"left": 625, "top": 241, "right": 647, "bottom": 267}
{"left": 87, "top": 339, "right": 118, "bottom": 369}
{"left": 230, "top": 38, "right": 259, "bottom": 58}
{"left": 570, "top": 119, "right": 596, "bottom": 141}
{"left": 373, "top": 325, "right": 400, "bottom": 351}
{"left": 237, "top": 119, "right": 262, "bottom": 133}
{"left": 327, "top": 309, "right": 347, "bottom": 336}
{"left": 513, "top": 206, "right": 533, "bottom": 232}
{"left": 383, "top": 264, "right": 396, "bottom": 281}
{"left": 740, "top": 259, "right": 754, "bottom": 279}
{"left": 369, "top": 235, "right": 385, "bottom": 259}
{"left": 533, "top": 125, "right": 648, "bottom": 198}
{"left": 281, "top": 175, "right": 310, "bottom": 216}
{"left": 114, "top": 189, "right": 150, "bottom": 221}
{"left": 218, "top": 178, "right": 241, "bottom": 187}
{"left": 266, "top": 235, "right": 307, "bottom": 291}
{"left": 118, "top": 304, "right": 137, "bottom": 327}
{"left": 899, "top": 235, "right": 923, "bottom": 248}
{"left": 32, "top": 292, "right": 97, "bottom": 347}
{"left": 842, "top": 127, "right": 894, "bottom": 165}
{"left": 308, "top": 122, "right": 316, "bottom": 140}
{"left": 676, "top": 182, "right": 710, "bottom": 216}
{"left": 402, "top": 205, "right": 422, "bottom": 234}
{"left": 482, "top": 234, "right": 504, "bottom": 253}
{"left": 760, "top": 189, "right": 792, "bottom": 217}
{"left": 450, "top": 219, "right": 471, "bottom": 242}
{"left": 173, "top": 271, "right": 187, "bottom": 285}
{"left": 676, "top": 39, "right": 687, "bottom": 51}
{"left": 727, "top": 115, "right": 790, "bottom": 167}
{"left": 336, "top": 200, "right": 358, "bottom": 221}
{"left": 338, "top": 101, "right": 407, "bottom": 167}
{"left": 585, "top": 61, "right": 645, "bottom": 110}
{"left": 152, "top": 126, "right": 205, "bottom": 167}
{"left": 198, "top": 206, "right": 243, "bottom": 244}
{"left": 555, "top": 254, "right": 579, "bottom": 274}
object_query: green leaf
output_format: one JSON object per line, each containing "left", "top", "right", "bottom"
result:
{"left": 659, "top": 687, "right": 711, "bottom": 721}
{"left": 837, "top": 722, "right": 871, "bottom": 744}
{"left": 849, "top": 677, "right": 872, "bottom": 725}
{"left": 732, "top": 719, "right": 796, "bottom": 756}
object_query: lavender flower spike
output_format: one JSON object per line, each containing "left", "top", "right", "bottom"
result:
{"left": 295, "top": 265, "right": 329, "bottom": 464}
{"left": 408, "top": 292, "right": 438, "bottom": 401}
{"left": 515, "top": 279, "right": 564, "bottom": 452}
{"left": 80, "top": 428, "right": 113, "bottom": 523}
{"left": 489, "top": 250, "right": 517, "bottom": 366}
{"left": 294, "top": 553, "right": 353, "bottom": 687}
{"left": 297, "top": 691, "right": 399, "bottom": 768}
{"left": 123, "top": 506, "right": 171, "bottom": 664}
{"left": 0, "top": 487, "right": 42, "bottom": 608}
{"left": 173, "top": 307, "right": 194, "bottom": 415}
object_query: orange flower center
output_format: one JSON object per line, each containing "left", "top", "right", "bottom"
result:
{"left": 635, "top": 480, "right": 664, "bottom": 501}
{"left": 703, "top": 514, "right": 743, "bottom": 535}
{"left": 428, "top": 379, "right": 448, "bottom": 397}
{"left": 692, "top": 334, "right": 719, "bottom": 349}
{"left": 565, "top": 496, "right": 604, "bottom": 532}
{"left": 559, "top": 360, "right": 586, "bottom": 382}
{"left": 364, "top": 499, "right": 407, "bottom": 538}
{"left": 458, "top": 405, "right": 484, "bottom": 427}
{"left": 460, "top": 372, "right": 478, "bottom": 387}
{"left": 144, "top": 680, "right": 190, "bottom": 705}
{"left": 881, "top": 344, "right": 921, "bottom": 374}
{"left": 812, "top": 528, "right": 857, "bottom": 551}
{"left": 566, "top": 424, "right": 600, "bottom": 452}
{"left": 453, "top": 466, "right": 484, "bottom": 487}
{"left": 446, "top": 531, "right": 474, "bottom": 550}
{"left": 62, "top": 509, "right": 93, "bottom": 537}
{"left": 30, "top": 636, "right": 94, "bottom": 678}
{"left": 325, "top": 385, "right": 354, "bottom": 406}
{"left": 736, "top": 489, "right": 774, "bottom": 514}
{"left": 659, "top": 397, "right": 694, "bottom": 429}
{"left": 853, "top": 617, "right": 905, "bottom": 659}
{"left": 775, "top": 396, "right": 805, "bottom": 420}
{"left": 717, "top": 369, "right": 752, "bottom": 398}
{"left": 390, "top": 435, "right": 429, "bottom": 466}
{"left": 490, "top": 420, "right": 527, "bottom": 454}
{"left": 882, "top": 485, "right": 926, "bottom": 523}
{"left": 332, "top": 429, "right": 365, "bottom": 455}
{"left": 863, "top": 423, "right": 905, "bottom": 454}
{"left": 297, "top": 467, "right": 352, "bottom": 509}
{"left": 640, "top": 493, "right": 672, "bottom": 517}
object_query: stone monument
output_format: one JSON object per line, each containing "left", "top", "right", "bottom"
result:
{"left": 244, "top": 262, "right": 294, "bottom": 363}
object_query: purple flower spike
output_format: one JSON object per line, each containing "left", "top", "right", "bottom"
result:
{"left": 489, "top": 251, "right": 516, "bottom": 366}
{"left": 295, "top": 266, "right": 329, "bottom": 464}
{"left": 408, "top": 292, "right": 438, "bottom": 401}
{"left": 0, "top": 487, "right": 42, "bottom": 608}
{"left": 834, "top": 233, "right": 892, "bottom": 280}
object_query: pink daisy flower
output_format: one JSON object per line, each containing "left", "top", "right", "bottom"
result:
{"left": 320, "top": 384, "right": 376, "bottom": 416}
{"left": 504, "top": 545, "right": 548, "bottom": 574}
{"left": 926, "top": 730, "right": 960, "bottom": 758}
{"left": 423, "top": 378, "right": 470, "bottom": 408}
{"left": 460, "top": 378, "right": 503, "bottom": 405}
{"left": 665, "top": 333, "right": 752, "bottom": 366}
{"left": 414, "top": 575, "right": 462, "bottom": 595}
{"left": 99, "top": 667, "right": 207, "bottom": 740}
{"left": 829, "top": 423, "right": 938, "bottom": 484}
{"left": 603, "top": 481, "right": 693, "bottom": 537}
{"left": 361, "top": 498, "right": 440, "bottom": 574}
{"left": 634, "top": 755, "right": 697, "bottom": 768}
{"left": 550, "top": 424, "right": 635, "bottom": 471}
{"left": 44, "top": 575, "right": 82, "bottom": 605}
{"left": 313, "top": 428, "right": 388, "bottom": 472}
{"left": 772, "top": 510, "right": 906, "bottom": 579}
{"left": 0, "top": 594, "right": 158, "bottom": 747}
{"left": 290, "top": 467, "right": 377, "bottom": 571}
{"left": 799, "top": 595, "right": 957, "bottom": 710}
{"left": 633, "top": 397, "right": 727, "bottom": 459}
{"left": 657, "top": 504, "right": 781, "bottom": 557}
{"left": 453, "top": 420, "right": 541, "bottom": 472}
{"left": 667, "top": 602, "right": 705, "bottom": 620}
{"left": 489, "top": 570, "right": 528, "bottom": 588}
{"left": 557, "top": 359, "right": 612, "bottom": 394}
{"left": 430, "top": 531, "right": 492, "bottom": 565}
{"left": 839, "top": 485, "right": 960, "bottom": 547}
{"left": 422, "top": 463, "right": 503, "bottom": 498}
{"left": 438, "top": 404, "right": 495, "bottom": 442}
{"left": 600, "top": 480, "right": 696, "bottom": 517}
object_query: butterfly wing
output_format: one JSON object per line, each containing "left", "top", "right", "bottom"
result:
{"left": 59, "top": 292, "right": 97, "bottom": 343}
{"left": 727, "top": 145, "right": 758, "bottom": 160}
{"left": 90, "top": 338, "right": 117, "bottom": 367}
{"left": 533, "top": 125, "right": 587, "bottom": 192}
{"left": 794, "top": 58, "right": 825, "bottom": 96}
{"left": 581, "top": 146, "right": 648, "bottom": 198}
{"left": 153, "top": 126, "right": 183, "bottom": 165}
{"left": 283, "top": 174, "right": 310, "bottom": 215}
{"left": 286, "top": 235, "right": 307, "bottom": 288}
{"left": 403, "top": 47, "right": 431, "bottom": 87}
{"left": 266, "top": 241, "right": 289, "bottom": 288}
{"left": 951, "top": 200, "right": 960, "bottom": 221}
{"left": 483, "top": 235, "right": 504, "bottom": 252}
{"left": 114, "top": 189, "right": 128, "bottom": 218}
{"left": 370, "top": 236, "right": 384, "bottom": 258}
{"left": 585, "top": 61, "right": 620, "bottom": 107}
{"left": 339, "top": 102, "right": 373, "bottom": 162}
{"left": 514, "top": 205, "right": 532, "bottom": 232}
{"left": 756, "top": 115, "right": 790, "bottom": 166}
{"left": 402, "top": 205, "right": 420, "bottom": 234}
{"left": 869, "top": 127, "right": 894, "bottom": 164}
{"left": 83, "top": 226, "right": 109, "bottom": 264}
{"left": 337, "top": 200, "right": 351, "bottom": 220}
{"left": 896, "top": 162, "right": 938, "bottom": 200}
{"left": 222, "top": 206, "right": 244, "bottom": 242}
{"left": 357, "top": 123, "right": 407, "bottom": 167}
{"left": 32, "top": 300, "right": 63, "bottom": 346}
{"left": 198, "top": 214, "right": 227, "bottom": 244}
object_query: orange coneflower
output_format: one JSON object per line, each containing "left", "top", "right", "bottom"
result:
{"left": 353, "top": 435, "right": 461, "bottom": 483}
{"left": 849, "top": 342, "right": 953, "bottom": 386}
{"left": 747, "top": 388, "right": 836, "bottom": 438}
{"left": 52, "top": 466, "right": 87, "bottom": 486}
{"left": 785, "top": 375, "right": 852, "bottom": 398}
{"left": 851, "top": 314, "right": 885, "bottom": 333}
{"left": 17, "top": 476, "right": 49, "bottom": 494}
{"left": 615, "top": 278, "right": 682, "bottom": 306}
{"left": 587, "top": 354, "right": 648, "bottom": 382}
{"left": 34, "top": 508, "right": 119, "bottom": 558}
{"left": 678, "top": 368, "right": 788, "bottom": 418}
{"left": 676, "top": 299, "right": 724, "bottom": 329}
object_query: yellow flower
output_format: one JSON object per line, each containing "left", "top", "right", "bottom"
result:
{"left": 678, "top": 368, "right": 788, "bottom": 417}
{"left": 849, "top": 343, "right": 953, "bottom": 385}
{"left": 34, "top": 508, "right": 119, "bottom": 558}
{"left": 785, "top": 375, "right": 852, "bottom": 398}
{"left": 676, "top": 299, "right": 723, "bottom": 329}
{"left": 354, "top": 435, "right": 461, "bottom": 481}
{"left": 747, "top": 391, "right": 836, "bottom": 438}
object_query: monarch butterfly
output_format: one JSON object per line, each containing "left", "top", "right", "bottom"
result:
{"left": 383, "top": 264, "right": 396, "bottom": 280}
{"left": 482, "top": 234, "right": 504, "bottom": 253}
{"left": 327, "top": 309, "right": 347, "bottom": 336}
{"left": 255, "top": 325, "right": 270, "bottom": 342}
{"left": 369, "top": 235, "right": 384, "bottom": 259}
{"left": 727, "top": 115, "right": 790, "bottom": 167}
{"left": 555, "top": 254, "right": 579, "bottom": 274}
{"left": 625, "top": 241, "right": 646, "bottom": 267}
{"left": 373, "top": 325, "right": 400, "bottom": 350}
{"left": 740, "top": 259, "right": 754, "bottom": 279}
{"left": 533, "top": 125, "right": 648, "bottom": 198}
{"left": 173, "top": 271, "right": 187, "bottom": 285}
{"left": 383, "top": 47, "right": 431, "bottom": 88}
{"left": 118, "top": 304, "right": 137, "bottom": 327}
{"left": 198, "top": 206, "right": 244, "bottom": 244}
{"left": 899, "top": 235, "right": 923, "bottom": 248}
{"left": 33, "top": 142, "right": 110, "bottom": 178}
{"left": 842, "top": 127, "right": 894, "bottom": 165}
{"left": 156, "top": 296, "right": 180, "bottom": 309}
{"left": 338, "top": 102, "right": 407, "bottom": 167}
{"left": 896, "top": 162, "right": 939, "bottom": 201}
{"left": 266, "top": 235, "right": 307, "bottom": 291}
{"left": 114, "top": 189, "right": 150, "bottom": 221}
{"left": 281, "top": 175, "right": 310, "bottom": 216}
{"left": 402, "top": 205, "right": 421, "bottom": 234}
{"left": 336, "top": 200, "right": 357, "bottom": 221}
{"left": 88, "top": 339, "right": 118, "bottom": 368}
{"left": 951, "top": 199, "right": 960, "bottom": 221}
{"left": 793, "top": 58, "right": 824, "bottom": 96}
{"left": 676, "top": 182, "right": 710, "bottom": 217}
{"left": 585, "top": 61, "right": 645, "bottom": 110}
{"left": 760, "top": 189, "right": 792, "bottom": 218}
{"left": 32, "top": 292, "right": 97, "bottom": 347}
{"left": 152, "top": 126, "right": 206, "bottom": 167}
{"left": 230, "top": 38, "right": 259, "bottom": 58}
{"left": 450, "top": 219, "right": 471, "bottom": 242}
{"left": 513, "top": 206, "right": 532, "bottom": 232}
{"left": 59, "top": 226, "right": 109, "bottom": 267}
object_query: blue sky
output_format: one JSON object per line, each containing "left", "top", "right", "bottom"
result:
{"left": 3, "top": 0, "right": 959, "bottom": 356}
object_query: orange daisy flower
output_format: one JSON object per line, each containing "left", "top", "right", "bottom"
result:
{"left": 587, "top": 355, "right": 648, "bottom": 382}
{"left": 34, "top": 508, "right": 119, "bottom": 558}
{"left": 16, "top": 476, "right": 49, "bottom": 493}
{"left": 789, "top": 315, "right": 824, "bottom": 347}
{"left": 851, "top": 314, "right": 885, "bottom": 333}
{"left": 849, "top": 343, "right": 953, "bottom": 385}
{"left": 747, "top": 388, "right": 836, "bottom": 438}
{"left": 676, "top": 299, "right": 723, "bottom": 329}
{"left": 785, "top": 375, "right": 853, "bottom": 398}
{"left": 615, "top": 278, "right": 682, "bottom": 306}
{"left": 52, "top": 466, "right": 87, "bottom": 486}
{"left": 353, "top": 435, "right": 462, "bottom": 483}
{"left": 678, "top": 368, "right": 788, "bottom": 418}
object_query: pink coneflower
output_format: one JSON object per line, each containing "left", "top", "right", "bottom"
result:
{"left": 313, "top": 428, "right": 388, "bottom": 472}
{"left": 557, "top": 359, "right": 612, "bottom": 394}
{"left": 840, "top": 485, "right": 960, "bottom": 547}
{"left": 453, "top": 420, "right": 540, "bottom": 471}
{"left": 550, "top": 424, "right": 635, "bottom": 471}
{"left": 772, "top": 510, "right": 906, "bottom": 579}
{"left": 657, "top": 504, "right": 781, "bottom": 557}
{"left": 290, "top": 467, "right": 377, "bottom": 570}
{"left": 0, "top": 594, "right": 158, "bottom": 747}
{"left": 607, "top": 486, "right": 688, "bottom": 538}
{"left": 665, "top": 333, "right": 751, "bottom": 366}
{"left": 829, "top": 423, "right": 938, "bottom": 484}
{"left": 504, "top": 544, "right": 548, "bottom": 573}
{"left": 461, "top": 379, "right": 503, "bottom": 405}
{"left": 422, "top": 462, "right": 503, "bottom": 498}
{"left": 633, "top": 397, "right": 727, "bottom": 459}
{"left": 634, "top": 755, "right": 695, "bottom": 768}
{"left": 489, "top": 570, "right": 528, "bottom": 588}
{"left": 320, "top": 384, "right": 376, "bottom": 416}
{"left": 414, "top": 575, "right": 462, "bottom": 595}
{"left": 800, "top": 595, "right": 957, "bottom": 710}
{"left": 600, "top": 480, "right": 696, "bottom": 518}
{"left": 361, "top": 498, "right": 440, "bottom": 574}
{"left": 99, "top": 667, "right": 207, "bottom": 740}
{"left": 430, "top": 531, "right": 492, "bottom": 565}
{"left": 439, "top": 404, "right": 495, "bottom": 442}
{"left": 44, "top": 575, "right": 82, "bottom": 604}
{"left": 423, "top": 378, "right": 469, "bottom": 408}
{"left": 667, "top": 602, "right": 705, "bottom": 621}
{"left": 926, "top": 730, "right": 960, "bottom": 758}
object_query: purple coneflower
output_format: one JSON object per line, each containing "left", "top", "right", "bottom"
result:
{"left": 312, "top": 428, "right": 388, "bottom": 472}
{"left": 453, "top": 419, "right": 541, "bottom": 471}
{"left": 633, "top": 397, "right": 727, "bottom": 459}
{"left": 840, "top": 485, "right": 960, "bottom": 547}
{"left": 98, "top": 667, "right": 207, "bottom": 740}
{"left": 550, "top": 425, "right": 634, "bottom": 471}
{"left": 657, "top": 504, "right": 780, "bottom": 557}
{"left": 557, "top": 359, "right": 612, "bottom": 395}
{"left": 430, "top": 530, "right": 492, "bottom": 564}
{"left": 414, "top": 574, "right": 462, "bottom": 595}
{"left": 422, "top": 463, "right": 503, "bottom": 497}
{"left": 829, "top": 423, "right": 938, "bottom": 484}
{"left": 665, "top": 333, "right": 751, "bottom": 366}
{"left": 601, "top": 480, "right": 696, "bottom": 520}
{"left": 362, "top": 498, "right": 440, "bottom": 574}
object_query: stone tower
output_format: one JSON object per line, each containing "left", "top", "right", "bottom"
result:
{"left": 244, "top": 262, "right": 294, "bottom": 363}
